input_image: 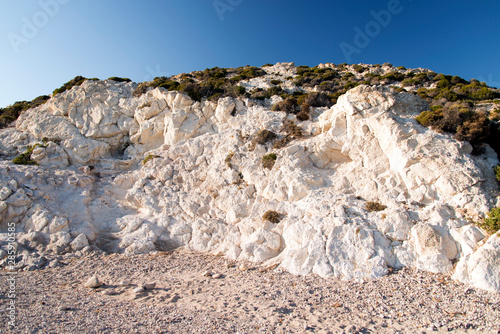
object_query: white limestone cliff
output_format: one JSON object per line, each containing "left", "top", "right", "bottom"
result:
{"left": 0, "top": 69, "right": 499, "bottom": 293}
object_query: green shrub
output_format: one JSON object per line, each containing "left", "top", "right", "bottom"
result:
{"left": 107, "top": 77, "right": 132, "bottom": 83}
{"left": 0, "top": 95, "right": 50, "bottom": 128}
{"left": 270, "top": 79, "right": 281, "bottom": 85}
{"left": 451, "top": 75, "right": 467, "bottom": 85}
{"left": 305, "top": 92, "right": 333, "bottom": 107}
{"left": 455, "top": 113, "right": 490, "bottom": 149}
{"left": 266, "top": 86, "right": 283, "bottom": 97}
{"left": 53, "top": 76, "right": 87, "bottom": 95}
{"left": 436, "top": 79, "right": 451, "bottom": 89}
{"left": 459, "top": 82, "right": 500, "bottom": 101}
{"left": 272, "top": 137, "right": 290, "bottom": 149}
{"left": 297, "top": 103, "right": 311, "bottom": 121}
{"left": 344, "top": 82, "right": 360, "bottom": 90}
{"left": 158, "top": 79, "right": 181, "bottom": 91}
{"left": 281, "top": 120, "right": 303, "bottom": 138}
{"left": 250, "top": 89, "right": 270, "bottom": 101}
{"left": 230, "top": 66, "right": 266, "bottom": 83}
{"left": 436, "top": 88, "right": 459, "bottom": 102}
{"left": 195, "top": 67, "right": 228, "bottom": 80}
{"left": 381, "top": 72, "right": 405, "bottom": 82}
{"left": 263, "top": 210, "right": 281, "bottom": 224}
{"left": 416, "top": 108, "right": 443, "bottom": 127}
{"left": 366, "top": 201, "right": 387, "bottom": 212}
{"left": 255, "top": 129, "right": 277, "bottom": 145}
{"left": 342, "top": 72, "right": 355, "bottom": 80}
{"left": 182, "top": 82, "right": 204, "bottom": 101}
{"left": 402, "top": 78, "right": 418, "bottom": 87}
{"left": 12, "top": 145, "right": 39, "bottom": 165}
{"left": 262, "top": 153, "right": 277, "bottom": 169}
{"left": 433, "top": 73, "right": 451, "bottom": 82}
{"left": 296, "top": 65, "right": 311, "bottom": 76}
{"left": 483, "top": 207, "right": 500, "bottom": 234}
{"left": 235, "top": 85, "right": 246, "bottom": 95}
{"left": 271, "top": 97, "right": 298, "bottom": 113}
{"left": 353, "top": 65, "right": 366, "bottom": 73}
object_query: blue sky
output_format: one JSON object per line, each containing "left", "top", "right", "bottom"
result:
{"left": 1, "top": 0, "right": 499, "bottom": 107}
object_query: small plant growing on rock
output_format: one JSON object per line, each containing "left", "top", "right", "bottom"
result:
{"left": 255, "top": 129, "right": 277, "bottom": 145}
{"left": 305, "top": 92, "right": 332, "bottom": 108}
{"left": 263, "top": 210, "right": 281, "bottom": 224}
{"left": 365, "top": 201, "right": 387, "bottom": 212}
{"left": 495, "top": 165, "right": 500, "bottom": 182}
{"left": 271, "top": 97, "right": 298, "bottom": 113}
{"left": 53, "top": 75, "right": 87, "bottom": 95}
{"left": 262, "top": 153, "right": 277, "bottom": 169}
{"left": 107, "top": 77, "right": 132, "bottom": 83}
{"left": 297, "top": 103, "right": 311, "bottom": 121}
{"left": 482, "top": 207, "right": 500, "bottom": 234}
{"left": 282, "top": 120, "right": 303, "bottom": 139}
{"left": 12, "top": 145, "right": 39, "bottom": 165}
{"left": 225, "top": 151, "right": 235, "bottom": 169}
{"left": 235, "top": 85, "right": 246, "bottom": 95}
{"left": 272, "top": 137, "right": 290, "bottom": 149}
{"left": 142, "top": 154, "right": 160, "bottom": 165}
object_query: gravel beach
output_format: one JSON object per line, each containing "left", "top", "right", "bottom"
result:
{"left": 1, "top": 249, "right": 499, "bottom": 333}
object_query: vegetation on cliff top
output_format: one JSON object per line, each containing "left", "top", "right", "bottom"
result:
{"left": 2, "top": 63, "right": 499, "bottom": 156}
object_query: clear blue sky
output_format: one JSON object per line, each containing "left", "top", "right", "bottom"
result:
{"left": 1, "top": 0, "right": 499, "bottom": 108}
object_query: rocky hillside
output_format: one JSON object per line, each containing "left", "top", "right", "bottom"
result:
{"left": 1, "top": 62, "right": 500, "bottom": 293}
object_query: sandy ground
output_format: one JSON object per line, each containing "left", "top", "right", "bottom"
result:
{"left": 1, "top": 249, "right": 499, "bottom": 333}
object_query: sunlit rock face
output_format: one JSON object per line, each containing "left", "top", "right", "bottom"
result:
{"left": 1, "top": 66, "right": 499, "bottom": 293}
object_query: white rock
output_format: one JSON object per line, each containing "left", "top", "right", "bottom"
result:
{"left": 49, "top": 216, "right": 69, "bottom": 234}
{"left": 215, "top": 97, "right": 236, "bottom": 124}
{"left": 6, "top": 189, "right": 30, "bottom": 207}
{"left": 450, "top": 224, "right": 485, "bottom": 256}
{"left": 453, "top": 233, "right": 500, "bottom": 293}
{"left": 0, "top": 187, "right": 12, "bottom": 201}
{"left": 201, "top": 270, "right": 212, "bottom": 277}
{"left": 70, "top": 234, "right": 89, "bottom": 251}
{"left": 133, "top": 286, "right": 145, "bottom": 293}
{"left": 84, "top": 275, "right": 102, "bottom": 288}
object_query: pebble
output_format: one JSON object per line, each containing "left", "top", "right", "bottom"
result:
{"left": 143, "top": 282, "right": 156, "bottom": 290}
{"left": 101, "top": 289, "right": 118, "bottom": 296}
{"left": 202, "top": 270, "right": 212, "bottom": 277}
{"left": 212, "top": 273, "right": 222, "bottom": 279}
{"left": 133, "top": 286, "right": 145, "bottom": 293}
{"left": 84, "top": 275, "right": 102, "bottom": 289}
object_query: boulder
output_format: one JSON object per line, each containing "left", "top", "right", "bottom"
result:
{"left": 70, "top": 234, "right": 89, "bottom": 251}
{"left": 453, "top": 233, "right": 500, "bottom": 293}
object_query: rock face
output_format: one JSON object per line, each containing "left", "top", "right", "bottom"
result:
{"left": 0, "top": 69, "right": 499, "bottom": 292}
